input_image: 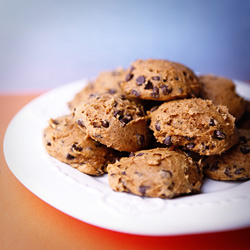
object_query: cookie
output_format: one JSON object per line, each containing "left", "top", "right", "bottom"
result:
{"left": 120, "top": 59, "right": 201, "bottom": 101}
{"left": 43, "top": 115, "right": 117, "bottom": 176}
{"left": 199, "top": 75, "right": 246, "bottom": 121}
{"left": 107, "top": 148, "right": 202, "bottom": 199}
{"left": 203, "top": 129, "right": 250, "bottom": 181}
{"left": 73, "top": 93, "right": 150, "bottom": 152}
{"left": 148, "top": 98, "right": 239, "bottom": 155}
{"left": 68, "top": 68, "right": 125, "bottom": 111}
{"left": 237, "top": 100, "right": 250, "bottom": 129}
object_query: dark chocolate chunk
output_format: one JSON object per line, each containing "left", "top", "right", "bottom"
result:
{"left": 47, "top": 141, "right": 51, "bottom": 146}
{"left": 160, "top": 85, "right": 172, "bottom": 95}
{"left": 131, "top": 90, "right": 140, "bottom": 97}
{"left": 186, "top": 143, "right": 196, "bottom": 149}
{"left": 152, "top": 76, "right": 161, "bottom": 81}
{"left": 113, "top": 110, "right": 123, "bottom": 118}
{"left": 160, "top": 169, "right": 172, "bottom": 178}
{"left": 214, "top": 130, "right": 226, "bottom": 140}
{"left": 77, "top": 119, "right": 85, "bottom": 128}
{"left": 136, "top": 75, "right": 146, "bottom": 85}
{"left": 136, "top": 134, "right": 145, "bottom": 146}
{"left": 138, "top": 185, "right": 149, "bottom": 196}
{"left": 126, "top": 73, "right": 134, "bottom": 81}
{"left": 120, "top": 114, "right": 133, "bottom": 126}
{"left": 151, "top": 86, "right": 159, "bottom": 98}
{"left": 155, "top": 121, "right": 161, "bottom": 131}
{"left": 66, "top": 154, "right": 75, "bottom": 160}
{"left": 163, "top": 136, "right": 172, "bottom": 146}
{"left": 136, "top": 152, "right": 145, "bottom": 157}
{"left": 240, "top": 146, "right": 250, "bottom": 154}
{"left": 209, "top": 162, "right": 219, "bottom": 171}
{"left": 224, "top": 167, "right": 232, "bottom": 178}
{"left": 209, "top": 118, "right": 215, "bottom": 126}
{"left": 52, "top": 119, "right": 59, "bottom": 125}
{"left": 71, "top": 143, "right": 83, "bottom": 152}
{"left": 235, "top": 168, "right": 245, "bottom": 175}
{"left": 101, "top": 120, "right": 109, "bottom": 128}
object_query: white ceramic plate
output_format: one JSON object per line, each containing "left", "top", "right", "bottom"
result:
{"left": 4, "top": 79, "right": 250, "bottom": 236}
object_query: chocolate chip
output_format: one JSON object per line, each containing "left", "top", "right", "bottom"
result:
{"left": 120, "top": 94, "right": 126, "bottom": 100}
{"left": 136, "top": 152, "right": 144, "bottom": 157}
{"left": 149, "top": 106, "right": 159, "bottom": 112}
{"left": 52, "top": 119, "right": 59, "bottom": 125}
{"left": 155, "top": 121, "right": 161, "bottom": 131}
{"left": 138, "top": 185, "right": 149, "bottom": 196}
{"left": 108, "top": 89, "right": 116, "bottom": 94}
{"left": 235, "top": 168, "right": 245, "bottom": 175}
{"left": 136, "top": 75, "right": 146, "bottom": 85}
{"left": 209, "top": 118, "right": 215, "bottom": 126}
{"left": 134, "top": 171, "right": 143, "bottom": 176}
{"left": 136, "top": 109, "right": 144, "bottom": 116}
{"left": 163, "top": 136, "right": 172, "bottom": 146}
{"left": 175, "top": 77, "right": 179, "bottom": 81}
{"left": 47, "top": 141, "right": 51, "bottom": 146}
{"left": 144, "top": 80, "right": 153, "bottom": 89}
{"left": 77, "top": 119, "right": 85, "bottom": 128}
{"left": 151, "top": 76, "right": 160, "bottom": 81}
{"left": 214, "top": 130, "right": 226, "bottom": 140}
{"left": 160, "top": 169, "right": 172, "bottom": 178}
{"left": 120, "top": 114, "right": 133, "bottom": 126}
{"left": 186, "top": 143, "right": 196, "bottom": 149}
{"left": 129, "top": 152, "right": 135, "bottom": 157}
{"left": 151, "top": 87, "right": 159, "bottom": 98}
{"left": 131, "top": 90, "right": 140, "bottom": 97}
{"left": 101, "top": 120, "right": 109, "bottom": 128}
{"left": 240, "top": 146, "right": 250, "bottom": 154}
{"left": 126, "top": 73, "right": 134, "bottom": 81}
{"left": 183, "top": 71, "right": 187, "bottom": 76}
{"left": 239, "top": 136, "right": 247, "bottom": 143}
{"left": 93, "top": 122, "right": 101, "bottom": 128}
{"left": 224, "top": 167, "right": 232, "bottom": 177}
{"left": 66, "top": 154, "right": 75, "bottom": 160}
{"left": 113, "top": 110, "right": 123, "bottom": 118}
{"left": 210, "top": 162, "right": 219, "bottom": 171}
{"left": 71, "top": 143, "right": 83, "bottom": 152}
{"left": 160, "top": 85, "right": 172, "bottom": 95}
{"left": 136, "top": 134, "right": 145, "bottom": 146}
{"left": 121, "top": 171, "right": 126, "bottom": 175}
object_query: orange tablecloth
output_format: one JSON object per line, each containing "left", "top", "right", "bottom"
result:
{"left": 1, "top": 93, "right": 250, "bottom": 250}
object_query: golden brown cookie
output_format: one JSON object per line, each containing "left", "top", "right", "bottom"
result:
{"left": 73, "top": 93, "right": 150, "bottom": 152}
{"left": 68, "top": 68, "right": 126, "bottom": 111}
{"left": 120, "top": 59, "right": 201, "bottom": 101}
{"left": 203, "top": 129, "right": 250, "bottom": 181}
{"left": 148, "top": 98, "right": 239, "bottom": 155}
{"left": 107, "top": 148, "right": 202, "bottom": 198}
{"left": 43, "top": 115, "right": 117, "bottom": 176}
{"left": 199, "top": 75, "right": 246, "bottom": 121}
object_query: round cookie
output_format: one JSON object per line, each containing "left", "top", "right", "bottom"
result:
{"left": 203, "top": 129, "right": 250, "bottom": 181}
{"left": 120, "top": 59, "right": 201, "bottom": 101}
{"left": 73, "top": 93, "right": 150, "bottom": 152}
{"left": 43, "top": 115, "right": 117, "bottom": 176}
{"left": 199, "top": 75, "right": 246, "bottom": 121}
{"left": 148, "top": 98, "right": 239, "bottom": 155}
{"left": 68, "top": 68, "right": 126, "bottom": 111}
{"left": 107, "top": 148, "right": 202, "bottom": 199}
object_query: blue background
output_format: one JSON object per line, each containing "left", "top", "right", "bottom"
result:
{"left": 0, "top": 0, "right": 249, "bottom": 90}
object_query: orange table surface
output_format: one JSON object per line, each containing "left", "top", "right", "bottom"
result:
{"left": 0, "top": 93, "right": 250, "bottom": 250}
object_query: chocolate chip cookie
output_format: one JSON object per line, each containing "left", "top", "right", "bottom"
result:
{"left": 68, "top": 68, "right": 125, "bottom": 111}
{"left": 203, "top": 129, "right": 250, "bottom": 181}
{"left": 73, "top": 93, "right": 150, "bottom": 152}
{"left": 107, "top": 148, "right": 202, "bottom": 198}
{"left": 148, "top": 98, "right": 239, "bottom": 155}
{"left": 43, "top": 115, "right": 117, "bottom": 175}
{"left": 120, "top": 59, "right": 201, "bottom": 101}
{"left": 199, "top": 75, "right": 246, "bottom": 121}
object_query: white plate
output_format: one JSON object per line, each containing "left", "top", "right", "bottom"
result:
{"left": 4, "top": 79, "right": 250, "bottom": 236}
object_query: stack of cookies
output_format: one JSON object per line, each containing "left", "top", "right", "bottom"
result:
{"left": 43, "top": 59, "right": 250, "bottom": 199}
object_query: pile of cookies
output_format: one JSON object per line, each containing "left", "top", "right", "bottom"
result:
{"left": 43, "top": 59, "right": 250, "bottom": 199}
